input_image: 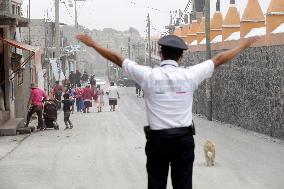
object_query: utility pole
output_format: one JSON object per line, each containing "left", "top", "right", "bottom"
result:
{"left": 74, "top": 0, "right": 87, "bottom": 29}
{"left": 147, "top": 13, "right": 152, "bottom": 67}
{"left": 75, "top": 0, "right": 78, "bottom": 28}
{"left": 55, "top": 0, "right": 60, "bottom": 58}
{"left": 205, "top": 0, "right": 211, "bottom": 60}
{"left": 128, "top": 37, "right": 131, "bottom": 59}
{"left": 107, "top": 44, "right": 110, "bottom": 81}
{"left": 204, "top": 0, "right": 212, "bottom": 121}
{"left": 28, "top": 0, "right": 31, "bottom": 45}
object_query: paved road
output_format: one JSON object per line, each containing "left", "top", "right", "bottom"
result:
{"left": 0, "top": 87, "right": 283, "bottom": 189}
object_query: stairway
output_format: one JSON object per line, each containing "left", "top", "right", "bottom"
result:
{"left": 0, "top": 111, "right": 24, "bottom": 136}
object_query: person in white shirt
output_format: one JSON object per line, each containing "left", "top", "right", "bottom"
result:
{"left": 106, "top": 81, "right": 120, "bottom": 111}
{"left": 76, "top": 34, "right": 259, "bottom": 189}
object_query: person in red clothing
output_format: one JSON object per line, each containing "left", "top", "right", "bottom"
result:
{"left": 74, "top": 84, "right": 84, "bottom": 112}
{"left": 25, "top": 83, "right": 48, "bottom": 130}
{"left": 82, "top": 85, "right": 94, "bottom": 113}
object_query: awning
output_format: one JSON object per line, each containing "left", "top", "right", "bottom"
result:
{"left": 0, "top": 38, "right": 44, "bottom": 89}
{"left": 2, "top": 38, "right": 40, "bottom": 52}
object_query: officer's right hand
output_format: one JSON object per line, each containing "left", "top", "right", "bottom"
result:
{"left": 243, "top": 36, "right": 260, "bottom": 48}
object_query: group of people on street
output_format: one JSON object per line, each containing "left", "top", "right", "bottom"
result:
{"left": 68, "top": 70, "right": 92, "bottom": 87}
{"left": 60, "top": 79, "right": 120, "bottom": 114}
{"left": 25, "top": 79, "right": 120, "bottom": 131}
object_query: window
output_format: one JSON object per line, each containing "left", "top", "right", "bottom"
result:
{"left": 12, "top": 4, "right": 15, "bottom": 15}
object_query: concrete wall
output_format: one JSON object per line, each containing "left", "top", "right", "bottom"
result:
{"left": 182, "top": 45, "right": 284, "bottom": 139}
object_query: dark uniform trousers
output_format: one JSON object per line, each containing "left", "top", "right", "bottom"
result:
{"left": 145, "top": 132, "right": 195, "bottom": 189}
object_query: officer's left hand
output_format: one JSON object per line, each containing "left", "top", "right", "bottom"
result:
{"left": 76, "top": 34, "right": 95, "bottom": 47}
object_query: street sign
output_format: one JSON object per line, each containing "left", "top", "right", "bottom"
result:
{"left": 61, "top": 45, "right": 81, "bottom": 54}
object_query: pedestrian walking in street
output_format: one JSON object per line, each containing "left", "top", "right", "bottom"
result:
{"left": 81, "top": 71, "right": 89, "bottom": 84}
{"left": 65, "top": 87, "right": 75, "bottom": 114}
{"left": 75, "top": 84, "right": 84, "bottom": 112}
{"left": 76, "top": 34, "right": 259, "bottom": 189}
{"left": 25, "top": 83, "right": 48, "bottom": 130}
{"left": 82, "top": 85, "right": 94, "bottom": 113}
{"left": 106, "top": 81, "right": 120, "bottom": 111}
{"left": 75, "top": 70, "right": 82, "bottom": 86}
{"left": 90, "top": 74, "right": 97, "bottom": 90}
{"left": 69, "top": 71, "right": 76, "bottom": 87}
{"left": 95, "top": 85, "right": 104, "bottom": 112}
{"left": 52, "top": 81, "right": 63, "bottom": 110}
{"left": 62, "top": 93, "right": 74, "bottom": 129}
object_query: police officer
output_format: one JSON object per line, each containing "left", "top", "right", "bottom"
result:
{"left": 76, "top": 34, "right": 259, "bottom": 189}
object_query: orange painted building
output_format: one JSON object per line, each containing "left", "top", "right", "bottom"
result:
{"left": 222, "top": 4, "right": 240, "bottom": 41}
{"left": 196, "top": 17, "right": 205, "bottom": 44}
{"left": 180, "top": 24, "right": 190, "bottom": 43}
{"left": 241, "top": 0, "right": 265, "bottom": 37}
{"left": 211, "top": 11, "right": 223, "bottom": 41}
{"left": 186, "top": 20, "right": 199, "bottom": 45}
{"left": 266, "top": 0, "right": 284, "bottom": 33}
{"left": 173, "top": 26, "right": 182, "bottom": 37}
{"left": 266, "top": 0, "right": 284, "bottom": 45}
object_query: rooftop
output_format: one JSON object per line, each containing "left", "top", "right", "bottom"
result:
{"left": 197, "top": 17, "right": 205, "bottom": 34}
{"left": 244, "top": 27, "right": 266, "bottom": 38}
{"left": 187, "top": 20, "right": 199, "bottom": 36}
{"left": 211, "top": 11, "right": 223, "bottom": 30}
{"left": 272, "top": 23, "right": 284, "bottom": 34}
{"left": 242, "top": 0, "right": 265, "bottom": 22}
{"left": 225, "top": 31, "right": 240, "bottom": 41}
{"left": 211, "top": 35, "right": 223, "bottom": 43}
{"left": 189, "top": 40, "right": 197, "bottom": 46}
{"left": 180, "top": 24, "right": 190, "bottom": 38}
{"left": 267, "top": 0, "right": 284, "bottom": 14}
{"left": 223, "top": 4, "right": 240, "bottom": 27}
{"left": 173, "top": 27, "right": 182, "bottom": 37}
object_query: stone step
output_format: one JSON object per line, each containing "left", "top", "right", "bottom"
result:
{"left": 0, "top": 118, "right": 24, "bottom": 136}
{"left": 0, "top": 111, "right": 10, "bottom": 126}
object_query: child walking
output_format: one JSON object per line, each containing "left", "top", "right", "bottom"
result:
{"left": 95, "top": 85, "right": 104, "bottom": 112}
{"left": 62, "top": 93, "right": 74, "bottom": 129}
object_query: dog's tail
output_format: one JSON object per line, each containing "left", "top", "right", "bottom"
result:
{"left": 207, "top": 151, "right": 213, "bottom": 159}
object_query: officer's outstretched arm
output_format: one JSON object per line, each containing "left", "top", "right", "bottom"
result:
{"left": 76, "top": 34, "right": 124, "bottom": 67}
{"left": 212, "top": 36, "right": 260, "bottom": 68}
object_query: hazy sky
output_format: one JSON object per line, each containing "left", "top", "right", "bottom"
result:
{"left": 22, "top": 0, "right": 271, "bottom": 36}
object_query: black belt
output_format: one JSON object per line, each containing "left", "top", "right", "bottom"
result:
{"left": 144, "top": 124, "right": 195, "bottom": 139}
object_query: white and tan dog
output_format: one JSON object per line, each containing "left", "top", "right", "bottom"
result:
{"left": 204, "top": 140, "right": 216, "bottom": 167}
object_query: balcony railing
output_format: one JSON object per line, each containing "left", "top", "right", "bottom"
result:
{"left": 0, "top": 0, "right": 28, "bottom": 27}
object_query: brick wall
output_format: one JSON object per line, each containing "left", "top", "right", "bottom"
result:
{"left": 182, "top": 45, "right": 284, "bottom": 139}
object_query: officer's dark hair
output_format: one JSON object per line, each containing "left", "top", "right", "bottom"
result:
{"left": 160, "top": 46, "right": 183, "bottom": 61}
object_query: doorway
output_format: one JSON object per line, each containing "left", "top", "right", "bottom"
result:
{"left": 0, "top": 28, "right": 6, "bottom": 111}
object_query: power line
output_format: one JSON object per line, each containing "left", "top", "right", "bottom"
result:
{"left": 128, "top": 1, "right": 171, "bottom": 14}
{"left": 61, "top": 1, "right": 75, "bottom": 20}
{"left": 176, "top": 0, "right": 193, "bottom": 24}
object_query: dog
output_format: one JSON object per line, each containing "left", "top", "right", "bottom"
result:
{"left": 204, "top": 140, "right": 216, "bottom": 167}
